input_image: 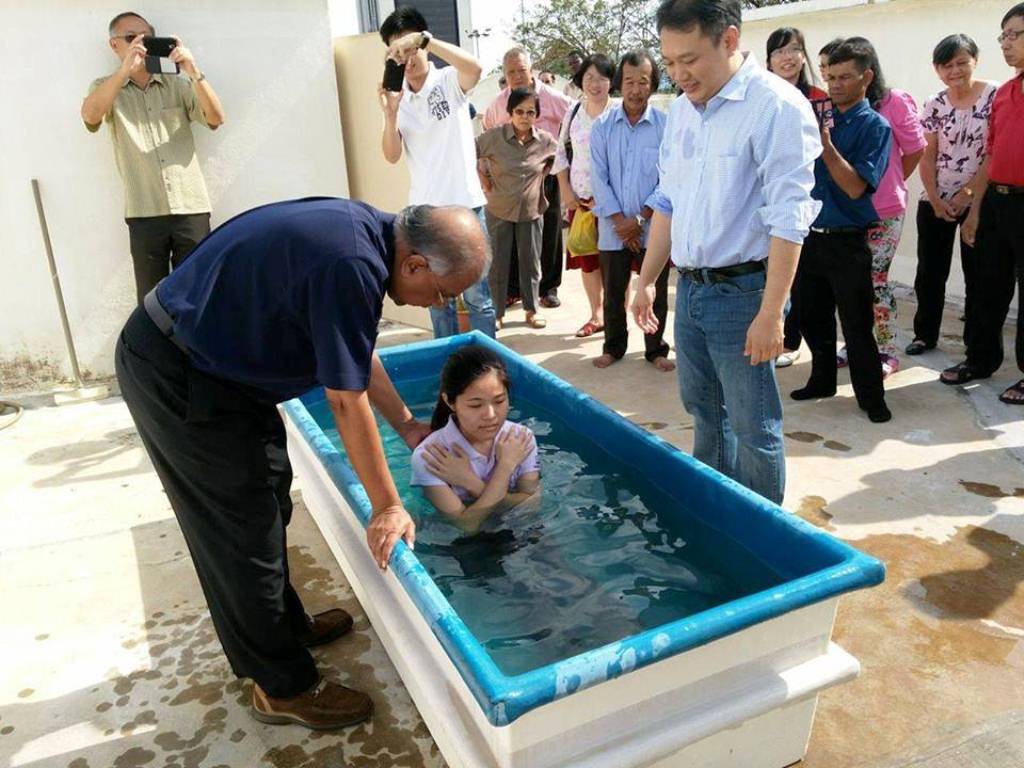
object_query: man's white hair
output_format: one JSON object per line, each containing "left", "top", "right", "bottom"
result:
{"left": 502, "top": 47, "right": 532, "bottom": 71}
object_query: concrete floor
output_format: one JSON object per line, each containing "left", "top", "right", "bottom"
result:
{"left": 2, "top": 274, "right": 1023, "bottom": 768}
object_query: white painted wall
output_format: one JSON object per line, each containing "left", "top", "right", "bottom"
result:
{"left": 0, "top": 1, "right": 349, "bottom": 389}
{"left": 742, "top": 0, "right": 1017, "bottom": 311}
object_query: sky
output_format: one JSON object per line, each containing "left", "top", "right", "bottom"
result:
{"left": 468, "top": 0, "right": 545, "bottom": 73}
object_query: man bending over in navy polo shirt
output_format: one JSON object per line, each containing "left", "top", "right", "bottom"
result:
{"left": 115, "top": 198, "right": 490, "bottom": 731}
{"left": 791, "top": 38, "right": 894, "bottom": 423}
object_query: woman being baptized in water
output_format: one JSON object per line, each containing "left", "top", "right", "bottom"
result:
{"left": 410, "top": 344, "right": 540, "bottom": 532}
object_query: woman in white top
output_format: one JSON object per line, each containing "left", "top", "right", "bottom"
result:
{"left": 908, "top": 34, "right": 998, "bottom": 356}
{"left": 552, "top": 54, "right": 618, "bottom": 339}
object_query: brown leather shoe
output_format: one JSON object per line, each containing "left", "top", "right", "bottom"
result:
{"left": 296, "top": 609, "right": 354, "bottom": 648}
{"left": 252, "top": 678, "right": 373, "bottom": 730}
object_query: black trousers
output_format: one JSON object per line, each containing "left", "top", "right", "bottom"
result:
{"left": 911, "top": 200, "right": 977, "bottom": 346}
{"left": 509, "top": 176, "right": 563, "bottom": 299}
{"left": 599, "top": 249, "right": 670, "bottom": 361}
{"left": 126, "top": 213, "right": 211, "bottom": 305}
{"left": 539, "top": 176, "right": 564, "bottom": 297}
{"left": 783, "top": 272, "right": 803, "bottom": 351}
{"left": 115, "top": 306, "right": 318, "bottom": 698}
{"left": 797, "top": 230, "right": 885, "bottom": 407}
{"left": 964, "top": 190, "right": 1024, "bottom": 375}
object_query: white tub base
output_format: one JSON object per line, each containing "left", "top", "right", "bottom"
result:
{"left": 286, "top": 415, "right": 859, "bottom": 768}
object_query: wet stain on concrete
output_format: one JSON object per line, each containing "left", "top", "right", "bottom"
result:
{"left": 786, "top": 430, "right": 823, "bottom": 443}
{"left": 636, "top": 421, "right": 668, "bottom": 431}
{"left": 786, "top": 432, "right": 851, "bottom": 452}
{"left": 7, "top": 500, "right": 439, "bottom": 768}
{"left": 267, "top": 544, "right": 438, "bottom": 767}
{"left": 795, "top": 495, "right": 835, "bottom": 531}
{"left": 823, "top": 440, "right": 851, "bottom": 452}
{"left": 112, "top": 747, "right": 156, "bottom": 767}
{"left": 959, "top": 480, "right": 1024, "bottom": 499}
{"left": 916, "top": 527, "right": 1024, "bottom": 621}
{"left": 801, "top": 525, "right": 1024, "bottom": 768}
{"left": 120, "top": 709, "right": 158, "bottom": 736}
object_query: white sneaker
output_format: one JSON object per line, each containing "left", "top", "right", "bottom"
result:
{"left": 776, "top": 349, "right": 800, "bottom": 368}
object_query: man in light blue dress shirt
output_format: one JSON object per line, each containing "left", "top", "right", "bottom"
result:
{"left": 591, "top": 50, "right": 673, "bottom": 371}
{"left": 632, "top": 0, "right": 822, "bottom": 504}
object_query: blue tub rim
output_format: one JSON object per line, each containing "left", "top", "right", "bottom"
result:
{"left": 281, "top": 331, "right": 885, "bottom": 727}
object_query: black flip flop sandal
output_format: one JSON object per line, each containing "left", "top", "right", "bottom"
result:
{"left": 998, "top": 379, "right": 1024, "bottom": 405}
{"left": 940, "top": 362, "right": 987, "bottom": 385}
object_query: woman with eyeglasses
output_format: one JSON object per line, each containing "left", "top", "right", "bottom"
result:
{"left": 765, "top": 28, "right": 827, "bottom": 369}
{"left": 908, "top": 34, "right": 997, "bottom": 358}
{"left": 476, "top": 88, "right": 558, "bottom": 330}
{"left": 553, "top": 54, "right": 618, "bottom": 339}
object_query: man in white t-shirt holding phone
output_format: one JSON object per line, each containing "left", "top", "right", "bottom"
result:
{"left": 377, "top": 6, "right": 496, "bottom": 339}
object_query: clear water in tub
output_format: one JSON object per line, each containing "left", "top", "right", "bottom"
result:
{"left": 305, "top": 377, "right": 784, "bottom": 677}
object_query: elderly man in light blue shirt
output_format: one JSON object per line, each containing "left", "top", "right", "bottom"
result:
{"left": 633, "top": 0, "right": 822, "bottom": 504}
{"left": 591, "top": 50, "right": 673, "bottom": 371}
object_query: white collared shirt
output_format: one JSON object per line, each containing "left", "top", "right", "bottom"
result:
{"left": 397, "top": 63, "right": 486, "bottom": 209}
{"left": 651, "top": 53, "right": 822, "bottom": 268}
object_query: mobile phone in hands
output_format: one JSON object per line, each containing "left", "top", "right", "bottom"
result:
{"left": 142, "top": 36, "right": 179, "bottom": 75}
{"left": 811, "top": 98, "right": 835, "bottom": 131}
{"left": 383, "top": 58, "right": 405, "bottom": 92}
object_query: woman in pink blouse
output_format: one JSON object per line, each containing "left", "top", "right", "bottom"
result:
{"left": 836, "top": 38, "right": 926, "bottom": 378}
{"left": 907, "top": 34, "right": 997, "bottom": 357}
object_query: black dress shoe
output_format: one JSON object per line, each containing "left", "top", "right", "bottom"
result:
{"left": 539, "top": 292, "right": 561, "bottom": 308}
{"left": 904, "top": 339, "right": 935, "bottom": 356}
{"left": 866, "top": 403, "right": 892, "bottom": 423}
{"left": 790, "top": 384, "right": 837, "bottom": 401}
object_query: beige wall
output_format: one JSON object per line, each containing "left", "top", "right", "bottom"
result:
{"left": 743, "top": 0, "right": 1016, "bottom": 309}
{"left": 1, "top": 1, "right": 349, "bottom": 388}
{"left": 334, "top": 32, "right": 432, "bottom": 331}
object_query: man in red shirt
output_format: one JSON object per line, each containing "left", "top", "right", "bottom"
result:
{"left": 941, "top": 2, "right": 1024, "bottom": 404}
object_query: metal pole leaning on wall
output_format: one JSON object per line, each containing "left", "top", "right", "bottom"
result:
{"left": 31, "top": 178, "right": 109, "bottom": 405}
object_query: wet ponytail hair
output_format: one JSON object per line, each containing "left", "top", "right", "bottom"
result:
{"left": 431, "top": 345, "right": 511, "bottom": 431}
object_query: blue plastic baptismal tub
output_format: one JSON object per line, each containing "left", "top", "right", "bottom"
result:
{"left": 281, "top": 331, "right": 885, "bottom": 768}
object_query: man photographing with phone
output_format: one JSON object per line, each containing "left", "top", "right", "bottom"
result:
{"left": 377, "top": 6, "right": 497, "bottom": 340}
{"left": 82, "top": 11, "right": 226, "bottom": 304}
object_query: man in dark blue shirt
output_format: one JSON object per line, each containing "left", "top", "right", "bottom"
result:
{"left": 115, "top": 198, "right": 489, "bottom": 730}
{"left": 791, "top": 39, "right": 894, "bottom": 423}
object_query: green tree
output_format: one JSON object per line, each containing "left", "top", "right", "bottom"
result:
{"left": 512, "top": 0, "right": 659, "bottom": 75}
{"left": 512, "top": 0, "right": 803, "bottom": 74}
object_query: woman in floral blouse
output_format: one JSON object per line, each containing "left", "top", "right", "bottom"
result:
{"left": 908, "top": 34, "right": 997, "bottom": 356}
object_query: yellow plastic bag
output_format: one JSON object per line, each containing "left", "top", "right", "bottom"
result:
{"left": 566, "top": 209, "right": 599, "bottom": 256}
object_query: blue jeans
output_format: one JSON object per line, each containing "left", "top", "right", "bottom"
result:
{"left": 429, "top": 207, "right": 497, "bottom": 339}
{"left": 673, "top": 269, "right": 785, "bottom": 504}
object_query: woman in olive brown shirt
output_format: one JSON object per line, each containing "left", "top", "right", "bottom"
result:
{"left": 476, "top": 88, "right": 558, "bottom": 329}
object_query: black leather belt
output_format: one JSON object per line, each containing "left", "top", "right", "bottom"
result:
{"left": 810, "top": 225, "right": 869, "bottom": 235}
{"left": 678, "top": 260, "right": 766, "bottom": 285}
{"left": 991, "top": 183, "right": 1024, "bottom": 195}
{"left": 143, "top": 287, "right": 189, "bottom": 354}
